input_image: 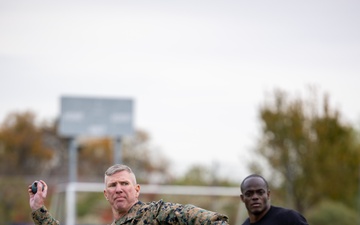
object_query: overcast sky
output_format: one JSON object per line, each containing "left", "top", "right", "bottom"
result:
{"left": 1, "top": 0, "right": 359, "bottom": 182}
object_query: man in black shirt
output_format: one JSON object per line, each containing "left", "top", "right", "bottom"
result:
{"left": 240, "top": 174, "right": 308, "bottom": 225}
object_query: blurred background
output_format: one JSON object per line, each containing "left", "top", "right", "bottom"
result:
{"left": 1, "top": 1, "right": 360, "bottom": 225}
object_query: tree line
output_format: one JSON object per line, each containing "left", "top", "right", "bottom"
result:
{"left": 0, "top": 86, "right": 359, "bottom": 224}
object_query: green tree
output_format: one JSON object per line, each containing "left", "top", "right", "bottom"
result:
{"left": 251, "top": 87, "right": 360, "bottom": 213}
{"left": 173, "top": 165, "right": 213, "bottom": 186}
{"left": 168, "top": 164, "right": 238, "bottom": 225}
{"left": 172, "top": 163, "right": 235, "bottom": 186}
{"left": 306, "top": 199, "right": 359, "bottom": 225}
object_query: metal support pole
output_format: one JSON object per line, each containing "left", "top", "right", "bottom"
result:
{"left": 69, "top": 138, "right": 78, "bottom": 182}
{"left": 113, "top": 137, "right": 122, "bottom": 165}
{"left": 67, "top": 138, "right": 77, "bottom": 225}
{"left": 358, "top": 165, "right": 360, "bottom": 225}
{"left": 66, "top": 182, "right": 76, "bottom": 225}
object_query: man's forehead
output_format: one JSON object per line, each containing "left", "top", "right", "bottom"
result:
{"left": 107, "top": 171, "right": 130, "bottom": 180}
{"left": 106, "top": 170, "right": 136, "bottom": 184}
{"left": 243, "top": 177, "right": 267, "bottom": 189}
{"left": 244, "top": 187, "right": 267, "bottom": 192}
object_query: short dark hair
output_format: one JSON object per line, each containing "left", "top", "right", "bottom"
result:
{"left": 240, "top": 174, "right": 269, "bottom": 193}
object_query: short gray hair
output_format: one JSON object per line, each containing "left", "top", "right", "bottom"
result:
{"left": 104, "top": 164, "right": 137, "bottom": 185}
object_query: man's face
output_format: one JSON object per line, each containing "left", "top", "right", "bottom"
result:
{"left": 240, "top": 177, "right": 270, "bottom": 216}
{"left": 103, "top": 170, "right": 140, "bottom": 214}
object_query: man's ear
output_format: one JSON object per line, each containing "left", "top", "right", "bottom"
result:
{"left": 240, "top": 194, "right": 245, "bottom": 203}
{"left": 135, "top": 184, "right": 141, "bottom": 197}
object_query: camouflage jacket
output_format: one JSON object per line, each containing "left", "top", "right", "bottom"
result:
{"left": 32, "top": 206, "right": 59, "bottom": 225}
{"left": 32, "top": 200, "right": 229, "bottom": 225}
{"left": 112, "top": 200, "right": 228, "bottom": 225}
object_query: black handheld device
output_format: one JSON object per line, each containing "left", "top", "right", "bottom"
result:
{"left": 31, "top": 181, "right": 44, "bottom": 194}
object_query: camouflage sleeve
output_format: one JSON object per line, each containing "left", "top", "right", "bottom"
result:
{"left": 31, "top": 206, "right": 60, "bottom": 225}
{"left": 156, "top": 202, "right": 229, "bottom": 225}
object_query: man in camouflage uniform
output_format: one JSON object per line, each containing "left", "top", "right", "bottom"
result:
{"left": 28, "top": 164, "right": 229, "bottom": 225}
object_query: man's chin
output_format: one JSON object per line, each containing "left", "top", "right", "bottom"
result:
{"left": 114, "top": 202, "right": 126, "bottom": 210}
{"left": 250, "top": 209, "right": 264, "bottom": 215}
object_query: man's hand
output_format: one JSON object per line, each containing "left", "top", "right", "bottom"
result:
{"left": 28, "top": 180, "right": 47, "bottom": 211}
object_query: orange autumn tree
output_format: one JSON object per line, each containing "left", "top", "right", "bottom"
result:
{"left": 0, "top": 111, "right": 55, "bottom": 176}
{"left": 0, "top": 111, "right": 57, "bottom": 223}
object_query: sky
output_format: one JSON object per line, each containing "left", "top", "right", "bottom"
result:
{"left": 1, "top": 0, "right": 360, "bottom": 182}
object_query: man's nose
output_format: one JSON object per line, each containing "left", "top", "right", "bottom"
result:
{"left": 115, "top": 183, "right": 123, "bottom": 192}
{"left": 251, "top": 194, "right": 259, "bottom": 199}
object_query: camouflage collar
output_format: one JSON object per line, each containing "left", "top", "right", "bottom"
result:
{"left": 114, "top": 201, "right": 143, "bottom": 225}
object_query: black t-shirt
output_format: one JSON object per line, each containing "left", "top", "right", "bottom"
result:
{"left": 242, "top": 205, "right": 308, "bottom": 225}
